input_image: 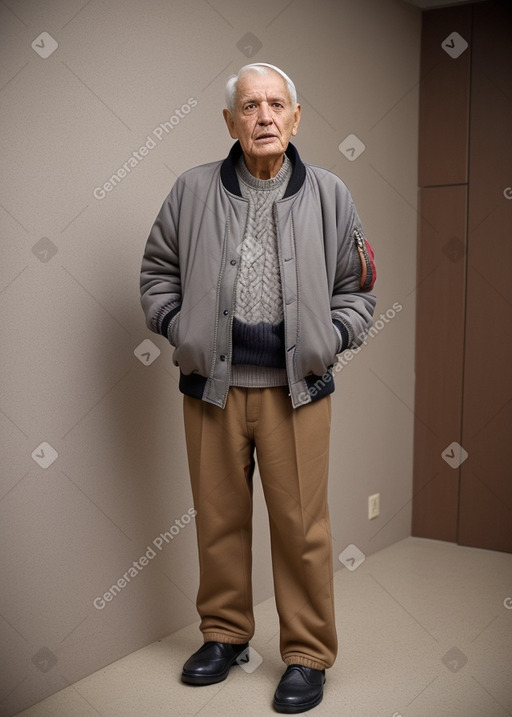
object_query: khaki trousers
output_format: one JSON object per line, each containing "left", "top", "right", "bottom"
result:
{"left": 183, "top": 386, "right": 337, "bottom": 670}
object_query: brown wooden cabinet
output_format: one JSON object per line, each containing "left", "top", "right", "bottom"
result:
{"left": 412, "top": 1, "right": 512, "bottom": 553}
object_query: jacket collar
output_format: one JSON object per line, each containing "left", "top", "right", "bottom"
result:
{"left": 220, "top": 140, "right": 306, "bottom": 198}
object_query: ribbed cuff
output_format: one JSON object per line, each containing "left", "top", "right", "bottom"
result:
{"left": 160, "top": 304, "right": 181, "bottom": 338}
{"left": 333, "top": 319, "right": 350, "bottom": 352}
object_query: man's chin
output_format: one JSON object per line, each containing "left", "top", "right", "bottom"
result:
{"left": 249, "top": 141, "right": 287, "bottom": 157}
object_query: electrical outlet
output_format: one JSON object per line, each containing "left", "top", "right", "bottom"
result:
{"left": 368, "top": 493, "right": 380, "bottom": 520}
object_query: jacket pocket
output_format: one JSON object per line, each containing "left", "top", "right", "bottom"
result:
{"left": 294, "top": 312, "right": 340, "bottom": 379}
{"left": 171, "top": 301, "right": 215, "bottom": 377}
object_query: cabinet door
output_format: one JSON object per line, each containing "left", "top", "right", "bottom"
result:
{"left": 412, "top": 185, "right": 467, "bottom": 542}
{"left": 458, "top": 1, "right": 512, "bottom": 552}
{"left": 418, "top": 5, "right": 471, "bottom": 188}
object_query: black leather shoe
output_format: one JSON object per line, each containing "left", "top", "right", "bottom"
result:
{"left": 273, "top": 664, "right": 326, "bottom": 713}
{"left": 181, "top": 641, "right": 249, "bottom": 685}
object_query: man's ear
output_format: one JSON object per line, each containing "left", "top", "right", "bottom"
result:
{"left": 223, "top": 109, "right": 238, "bottom": 139}
{"left": 291, "top": 104, "right": 301, "bottom": 136}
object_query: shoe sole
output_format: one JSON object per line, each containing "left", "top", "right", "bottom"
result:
{"left": 181, "top": 649, "right": 249, "bottom": 686}
{"left": 273, "top": 680, "right": 325, "bottom": 713}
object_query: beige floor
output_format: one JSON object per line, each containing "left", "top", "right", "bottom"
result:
{"left": 14, "top": 537, "right": 512, "bottom": 717}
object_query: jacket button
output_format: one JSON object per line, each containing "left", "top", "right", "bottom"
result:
{"left": 220, "top": 354, "right": 226, "bottom": 361}
{"left": 223, "top": 309, "right": 229, "bottom": 316}
{"left": 230, "top": 259, "right": 236, "bottom": 266}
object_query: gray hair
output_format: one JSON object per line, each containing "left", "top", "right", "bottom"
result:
{"left": 224, "top": 63, "right": 297, "bottom": 113}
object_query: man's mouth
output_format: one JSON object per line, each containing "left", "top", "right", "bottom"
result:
{"left": 255, "top": 133, "right": 276, "bottom": 140}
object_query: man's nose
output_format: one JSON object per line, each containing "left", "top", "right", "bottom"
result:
{"left": 257, "top": 103, "right": 273, "bottom": 124}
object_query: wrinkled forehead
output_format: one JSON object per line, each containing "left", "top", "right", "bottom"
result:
{"left": 236, "top": 70, "right": 291, "bottom": 105}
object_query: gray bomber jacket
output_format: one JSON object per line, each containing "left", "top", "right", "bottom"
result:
{"left": 140, "top": 141, "right": 376, "bottom": 409}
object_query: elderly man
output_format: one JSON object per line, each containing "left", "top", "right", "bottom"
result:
{"left": 140, "top": 62, "right": 376, "bottom": 713}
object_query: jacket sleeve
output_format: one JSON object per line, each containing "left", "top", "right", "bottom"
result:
{"left": 330, "top": 183, "right": 377, "bottom": 352}
{"left": 140, "top": 182, "right": 182, "bottom": 342}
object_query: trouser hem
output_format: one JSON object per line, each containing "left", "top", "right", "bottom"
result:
{"left": 283, "top": 655, "right": 331, "bottom": 670}
{"left": 202, "top": 632, "right": 250, "bottom": 645}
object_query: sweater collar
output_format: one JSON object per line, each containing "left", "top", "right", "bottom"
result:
{"left": 220, "top": 140, "right": 306, "bottom": 198}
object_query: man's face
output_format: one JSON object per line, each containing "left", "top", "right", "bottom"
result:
{"left": 223, "top": 70, "right": 301, "bottom": 170}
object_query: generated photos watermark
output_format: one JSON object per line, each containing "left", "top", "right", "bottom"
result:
{"left": 298, "top": 301, "right": 402, "bottom": 402}
{"left": 93, "top": 508, "right": 197, "bottom": 610}
{"left": 93, "top": 97, "right": 198, "bottom": 200}
{"left": 338, "top": 543, "right": 366, "bottom": 571}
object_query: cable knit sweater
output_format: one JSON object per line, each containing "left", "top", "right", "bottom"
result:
{"left": 230, "top": 154, "right": 292, "bottom": 388}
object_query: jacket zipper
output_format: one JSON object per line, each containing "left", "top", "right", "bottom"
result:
{"left": 353, "top": 228, "right": 373, "bottom": 291}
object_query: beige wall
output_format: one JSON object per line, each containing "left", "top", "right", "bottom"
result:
{"left": 0, "top": 0, "right": 420, "bottom": 713}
